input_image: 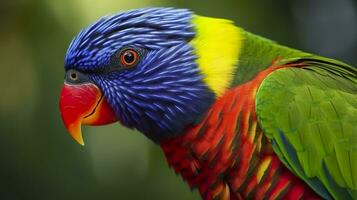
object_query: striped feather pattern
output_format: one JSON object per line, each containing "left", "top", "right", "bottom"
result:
{"left": 161, "top": 63, "right": 320, "bottom": 200}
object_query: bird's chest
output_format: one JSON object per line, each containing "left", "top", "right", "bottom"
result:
{"left": 160, "top": 85, "right": 266, "bottom": 199}
{"left": 160, "top": 70, "right": 321, "bottom": 199}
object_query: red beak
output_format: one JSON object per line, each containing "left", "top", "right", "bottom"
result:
{"left": 59, "top": 83, "right": 117, "bottom": 145}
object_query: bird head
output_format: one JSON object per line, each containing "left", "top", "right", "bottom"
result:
{"left": 60, "top": 8, "right": 240, "bottom": 145}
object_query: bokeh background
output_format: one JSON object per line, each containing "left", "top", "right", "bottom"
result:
{"left": 0, "top": 0, "right": 356, "bottom": 199}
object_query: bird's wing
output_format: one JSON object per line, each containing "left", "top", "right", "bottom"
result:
{"left": 255, "top": 57, "right": 357, "bottom": 200}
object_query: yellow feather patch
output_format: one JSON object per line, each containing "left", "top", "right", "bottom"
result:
{"left": 257, "top": 156, "right": 272, "bottom": 183}
{"left": 190, "top": 15, "right": 243, "bottom": 96}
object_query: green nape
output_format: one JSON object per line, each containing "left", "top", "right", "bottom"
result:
{"left": 231, "top": 30, "right": 310, "bottom": 86}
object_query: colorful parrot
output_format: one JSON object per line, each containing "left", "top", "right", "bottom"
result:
{"left": 59, "top": 8, "right": 357, "bottom": 200}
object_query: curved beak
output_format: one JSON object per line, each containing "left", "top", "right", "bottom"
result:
{"left": 59, "top": 83, "right": 117, "bottom": 145}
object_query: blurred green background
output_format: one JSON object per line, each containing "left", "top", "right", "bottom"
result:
{"left": 0, "top": 0, "right": 356, "bottom": 199}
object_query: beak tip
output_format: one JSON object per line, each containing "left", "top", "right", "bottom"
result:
{"left": 72, "top": 131, "right": 85, "bottom": 146}
{"left": 76, "top": 138, "right": 85, "bottom": 146}
{"left": 66, "top": 123, "right": 85, "bottom": 146}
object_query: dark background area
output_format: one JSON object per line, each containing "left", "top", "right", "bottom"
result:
{"left": 0, "top": 0, "right": 356, "bottom": 199}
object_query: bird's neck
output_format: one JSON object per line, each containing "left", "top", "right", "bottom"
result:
{"left": 160, "top": 63, "right": 320, "bottom": 199}
{"left": 160, "top": 74, "right": 269, "bottom": 198}
{"left": 191, "top": 15, "right": 309, "bottom": 96}
{"left": 152, "top": 15, "right": 309, "bottom": 141}
{"left": 232, "top": 30, "right": 310, "bottom": 86}
{"left": 190, "top": 15, "right": 242, "bottom": 97}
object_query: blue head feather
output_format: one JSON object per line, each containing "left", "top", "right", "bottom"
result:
{"left": 65, "top": 8, "right": 215, "bottom": 142}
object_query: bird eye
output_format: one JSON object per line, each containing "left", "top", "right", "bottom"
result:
{"left": 65, "top": 69, "right": 89, "bottom": 84}
{"left": 70, "top": 72, "right": 78, "bottom": 81}
{"left": 120, "top": 49, "right": 139, "bottom": 67}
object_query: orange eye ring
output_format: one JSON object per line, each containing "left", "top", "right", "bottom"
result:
{"left": 120, "top": 49, "right": 139, "bottom": 67}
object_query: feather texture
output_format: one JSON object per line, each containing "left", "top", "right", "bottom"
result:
{"left": 64, "top": 8, "right": 216, "bottom": 141}
{"left": 161, "top": 63, "right": 320, "bottom": 200}
{"left": 191, "top": 16, "right": 242, "bottom": 96}
{"left": 256, "top": 58, "right": 357, "bottom": 200}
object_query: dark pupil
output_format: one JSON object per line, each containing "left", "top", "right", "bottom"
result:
{"left": 124, "top": 51, "right": 135, "bottom": 64}
{"left": 70, "top": 72, "right": 77, "bottom": 80}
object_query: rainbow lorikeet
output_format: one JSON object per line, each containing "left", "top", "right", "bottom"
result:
{"left": 59, "top": 8, "right": 357, "bottom": 200}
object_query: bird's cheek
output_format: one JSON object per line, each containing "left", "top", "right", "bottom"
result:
{"left": 59, "top": 83, "right": 117, "bottom": 145}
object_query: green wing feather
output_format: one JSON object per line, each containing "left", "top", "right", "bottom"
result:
{"left": 255, "top": 57, "right": 357, "bottom": 200}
